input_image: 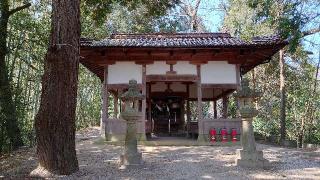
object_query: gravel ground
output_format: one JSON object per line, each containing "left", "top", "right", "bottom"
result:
{"left": 1, "top": 127, "right": 319, "bottom": 180}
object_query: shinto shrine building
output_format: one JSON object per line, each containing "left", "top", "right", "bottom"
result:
{"left": 80, "top": 33, "right": 286, "bottom": 142}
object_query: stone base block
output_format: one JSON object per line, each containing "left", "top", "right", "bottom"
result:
{"left": 119, "top": 152, "right": 142, "bottom": 169}
{"left": 106, "top": 133, "right": 146, "bottom": 142}
{"left": 197, "top": 134, "right": 208, "bottom": 142}
{"left": 106, "top": 133, "right": 125, "bottom": 141}
{"left": 136, "top": 133, "right": 147, "bottom": 141}
{"left": 235, "top": 149, "right": 270, "bottom": 169}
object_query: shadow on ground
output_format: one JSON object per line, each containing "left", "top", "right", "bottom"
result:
{"left": 1, "top": 128, "right": 319, "bottom": 179}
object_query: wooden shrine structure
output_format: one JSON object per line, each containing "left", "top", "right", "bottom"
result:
{"left": 80, "top": 33, "right": 286, "bottom": 142}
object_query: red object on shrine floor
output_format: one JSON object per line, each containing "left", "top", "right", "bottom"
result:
{"left": 231, "top": 128, "right": 237, "bottom": 142}
{"left": 209, "top": 128, "right": 217, "bottom": 143}
{"left": 221, "top": 128, "right": 228, "bottom": 143}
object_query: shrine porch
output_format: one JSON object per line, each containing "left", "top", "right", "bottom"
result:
{"left": 102, "top": 117, "right": 242, "bottom": 144}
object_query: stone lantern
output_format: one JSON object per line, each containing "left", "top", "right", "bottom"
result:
{"left": 235, "top": 78, "right": 269, "bottom": 168}
{"left": 119, "top": 79, "right": 144, "bottom": 169}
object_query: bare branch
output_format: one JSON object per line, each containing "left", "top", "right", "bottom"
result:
{"left": 192, "top": 0, "right": 201, "bottom": 17}
{"left": 302, "top": 28, "right": 320, "bottom": 37}
{"left": 178, "top": 4, "right": 189, "bottom": 17}
{"left": 8, "top": 3, "right": 31, "bottom": 16}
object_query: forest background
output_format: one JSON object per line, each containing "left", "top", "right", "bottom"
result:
{"left": 0, "top": 0, "right": 319, "bottom": 154}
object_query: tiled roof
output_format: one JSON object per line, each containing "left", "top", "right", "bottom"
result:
{"left": 80, "top": 33, "right": 284, "bottom": 48}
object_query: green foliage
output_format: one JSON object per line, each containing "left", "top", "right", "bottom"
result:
{"left": 3, "top": 0, "right": 318, "bottom": 156}
{"left": 224, "top": 0, "right": 320, "bottom": 145}
{"left": 76, "top": 65, "right": 104, "bottom": 130}
{"left": 304, "top": 123, "right": 320, "bottom": 144}
{"left": 227, "top": 95, "right": 237, "bottom": 118}
{"left": 1, "top": 0, "right": 181, "bottom": 154}
{"left": 0, "top": 0, "right": 49, "bottom": 154}
{"left": 222, "top": 0, "right": 275, "bottom": 39}
{"left": 188, "top": 101, "right": 211, "bottom": 121}
{"left": 247, "top": 0, "right": 320, "bottom": 52}
{"left": 81, "top": 0, "right": 178, "bottom": 26}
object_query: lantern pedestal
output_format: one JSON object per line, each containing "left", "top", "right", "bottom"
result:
{"left": 235, "top": 119, "right": 270, "bottom": 169}
{"left": 120, "top": 152, "right": 142, "bottom": 168}
{"left": 234, "top": 78, "right": 270, "bottom": 169}
{"left": 236, "top": 149, "right": 269, "bottom": 168}
{"left": 119, "top": 118, "right": 142, "bottom": 169}
{"left": 118, "top": 80, "right": 145, "bottom": 169}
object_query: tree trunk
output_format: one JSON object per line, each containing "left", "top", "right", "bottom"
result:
{"left": 279, "top": 49, "right": 286, "bottom": 145}
{"left": 34, "top": 0, "right": 80, "bottom": 175}
{"left": 0, "top": 0, "right": 24, "bottom": 151}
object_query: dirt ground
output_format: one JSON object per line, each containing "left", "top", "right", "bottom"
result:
{"left": 1, "top": 127, "right": 319, "bottom": 180}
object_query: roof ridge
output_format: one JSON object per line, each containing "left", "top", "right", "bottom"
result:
{"left": 110, "top": 32, "right": 231, "bottom": 39}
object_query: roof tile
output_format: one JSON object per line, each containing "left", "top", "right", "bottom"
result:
{"left": 81, "top": 33, "right": 284, "bottom": 48}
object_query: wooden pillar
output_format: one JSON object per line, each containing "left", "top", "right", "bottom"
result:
{"left": 148, "top": 83, "right": 153, "bottom": 133}
{"left": 140, "top": 65, "right": 147, "bottom": 141}
{"left": 180, "top": 99, "right": 185, "bottom": 129}
{"left": 113, "top": 91, "right": 118, "bottom": 118}
{"left": 186, "top": 84, "right": 191, "bottom": 137}
{"left": 118, "top": 89, "right": 122, "bottom": 113}
{"left": 148, "top": 84, "right": 152, "bottom": 120}
{"left": 101, "top": 65, "right": 108, "bottom": 137}
{"left": 213, "top": 89, "right": 217, "bottom": 119}
{"left": 236, "top": 64, "right": 241, "bottom": 89}
{"left": 142, "top": 65, "right": 146, "bottom": 120}
{"left": 213, "top": 100, "right": 217, "bottom": 119}
{"left": 236, "top": 65, "right": 241, "bottom": 117}
{"left": 197, "top": 65, "right": 205, "bottom": 142}
{"left": 222, "top": 95, "right": 228, "bottom": 118}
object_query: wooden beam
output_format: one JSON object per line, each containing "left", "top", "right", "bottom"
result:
{"left": 201, "top": 84, "right": 238, "bottom": 89}
{"left": 80, "top": 46, "right": 281, "bottom": 83}
{"left": 188, "top": 97, "right": 219, "bottom": 101}
{"left": 87, "top": 52, "right": 245, "bottom": 63}
{"left": 146, "top": 75, "right": 197, "bottom": 82}
{"left": 166, "top": 61, "right": 177, "bottom": 65}
{"left": 151, "top": 92, "right": 188, "bottom": 98}
{"left": 213, "top": 89, "right": 235, "bottom": 101}
{"left": 108, "top": 84, "right": 143, "bottom": 90}
{"left": 135, "top": 61, "right": 154, "bottom": 65}
{"left": 189, "top": 61, "right": 208, "bottom": 65}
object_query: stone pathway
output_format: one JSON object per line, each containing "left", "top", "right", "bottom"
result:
{"left": 1, "top": 127, "right": 319, "bottom": 179}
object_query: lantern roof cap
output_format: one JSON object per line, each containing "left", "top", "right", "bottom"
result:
{"left": 235, "top": 78, "right": 262, "bottom": 98}
{"left": 120, "top": 80, "right": 144, "bottom": 101}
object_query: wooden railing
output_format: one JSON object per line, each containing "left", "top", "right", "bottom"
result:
{"left": 104, "top": 118, "right": 242, "bottom": 136}
{"left": 190, "top": 118, "right": 242, "bottom": 135}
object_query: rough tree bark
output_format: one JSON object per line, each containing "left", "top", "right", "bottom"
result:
{"left": 0, "top": 0, "right": 30, "bottom": 152}
{"left": 33, "top": 0, "right": 80, "bottom": 175}
{"left": 279, "top": 49, "right": 286, "bottom": 145}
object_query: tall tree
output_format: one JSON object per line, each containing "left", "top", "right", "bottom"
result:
{"left": 33, "top": 0, "right": 80, "bottom": 175}
{"left": 279, "top": 49, "right": 286, "bottom": 144}
{"left": 0, "top": 0, "right": 31, "bottom": 152}
{"left": 178, "top": 0, "right": 208, "bottom": 32}
{"left": 32, "top": 0, "right": 178, "bottom": 175}
{"left": 223, "top": 0, "right": 320, "bottom": 146}
{"left": 248, "top": 0, "right": 320, "bottom": 144}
